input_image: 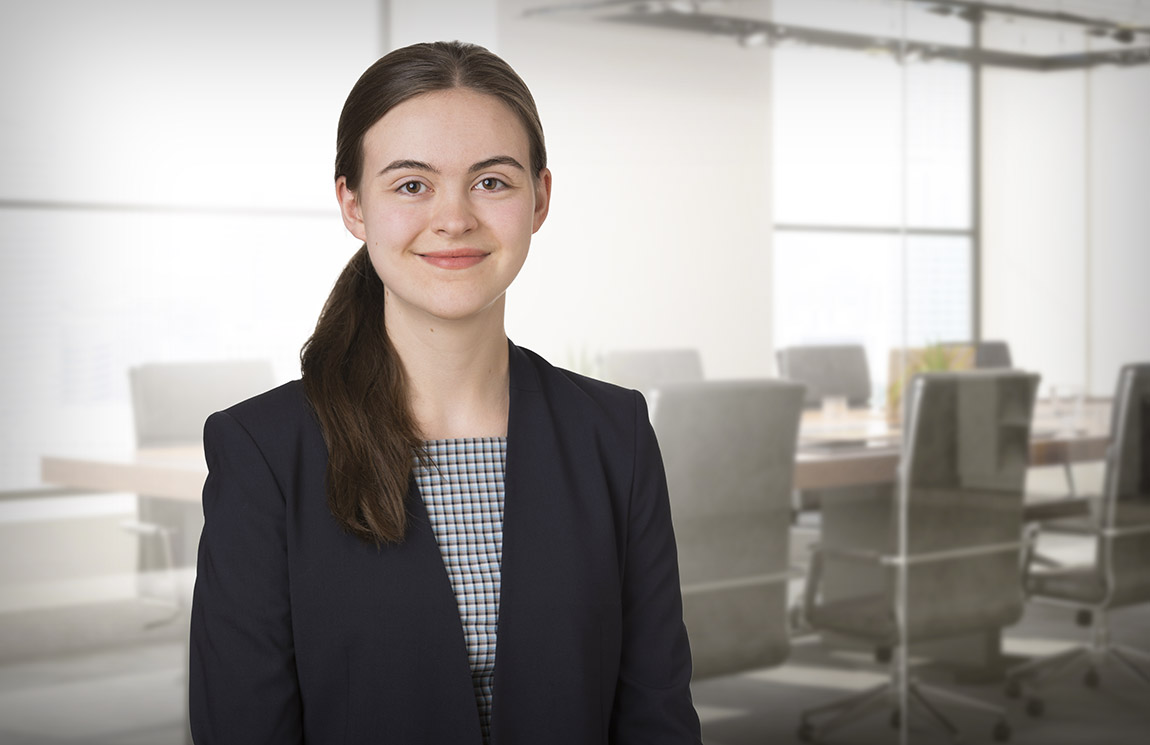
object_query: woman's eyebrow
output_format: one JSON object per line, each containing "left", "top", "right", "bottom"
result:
{"left": 378, "top": 155, "right": 525, "bottom": 177}
{"left": 469, "top": 156, "right": 524, "bottom": 173}
{"left": 379, "top": 159, "right": 437, "bottom": 176}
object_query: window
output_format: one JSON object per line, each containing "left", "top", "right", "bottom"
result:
{"left": 771, "top": 1, "right": 974, "bottom": 399}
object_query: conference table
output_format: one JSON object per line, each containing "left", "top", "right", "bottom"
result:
{"left": 41, "top": 399, "right": 1110, "bottom": 503}
{"left": 793, "top": 397, "right": 1110, "bottom": 520}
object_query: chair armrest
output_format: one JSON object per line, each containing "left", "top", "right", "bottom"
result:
{"left": 681, "top": 568, "right": 801, "bottom": 596}
{"left": 1024, "top": 495, "right": 1093, "bottom": 522}
{"left": 810, "top": 544, "right": 886, "bottom": 564}
{"left": 1102, "top": 523, "right": 1150, "bottom": 539}
{"left": 878, "top": 540, "right": 1025, "bottom": 567}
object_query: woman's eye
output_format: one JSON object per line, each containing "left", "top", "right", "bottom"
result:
{"left": 476, "top": 177, "right": 506, "bottom": 191}
{"left": 399, "top": 181, "right": 425, "bottom": 194}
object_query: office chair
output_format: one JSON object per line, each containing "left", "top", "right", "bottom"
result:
{"left": 777, "top": 344, "right": 871, "bottom": 409}
{"left": 650, "top": 380, "right": 805, "bottom": 679}
{"left": 600, "top": 348, "right": 703, "bottom": 394}
{"left": 777, "top": 344, "right": 873, "bottom": 520}
{"left": 975, "top": 340, "right": 1013, "bottom": 369}
{"left": 127, "top": 360, "right": 276, "bottom": 604}
{"left": 1006, "top": 363, "right": 1150, "bottom": 715}
{"left": 938, "top": 340, "right": 1013, "bottom": 370}
{"left": 798, "top": 370, "right": 1040, "bottom": 743}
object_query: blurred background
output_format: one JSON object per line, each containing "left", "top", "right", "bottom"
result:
{"left": 1, "top": 0, "right": 1148, "bottom": 743}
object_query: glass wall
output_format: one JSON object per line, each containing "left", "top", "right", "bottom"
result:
{"left": 772, "top": 0, "right": 974, "bottom": 402}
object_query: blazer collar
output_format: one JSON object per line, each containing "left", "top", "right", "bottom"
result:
{"left": 507, "top": 338, "right": 541, "bottom": 394}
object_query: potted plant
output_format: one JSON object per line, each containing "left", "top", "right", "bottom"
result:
{"left": 886, "top": 342, "right": 974, "bottom": 426}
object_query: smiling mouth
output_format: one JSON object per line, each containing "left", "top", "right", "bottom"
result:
{"left": 417, "top": 249, "right": 490, "bottom": 270}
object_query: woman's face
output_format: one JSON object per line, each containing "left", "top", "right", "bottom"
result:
{"left": 337, "top": 88, "right": 551, "bottom": 328}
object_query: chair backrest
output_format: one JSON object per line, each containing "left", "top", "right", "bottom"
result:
{"left": 1099, "top": 362, "right": 1150, "bottom": 608}
{"left": 975, "top": 340, "right": 1013, "bottom": 369}
{"left": 938, "top": 340, "right": 1013, "bottom": 369}
{"left": 600, "top": 348, "right": 703, "bottom": 393}
{"left": 651, "top": 379, "right": 805, "bottom": 679}
{"left": 129, "top": 360, "right": 276, "bottom": 447}
{"left": 776, "top": 344, "right": 871, "bottom": 408}
{"left": 897, "top": 370, "right": 1039, "bottom": 641}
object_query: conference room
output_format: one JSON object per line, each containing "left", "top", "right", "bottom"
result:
{"left": 2, "top": 0, "right": 1148, "bottom": 743}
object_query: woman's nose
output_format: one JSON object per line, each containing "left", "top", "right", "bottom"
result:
{"left": 432, "top": 190, "right": 479, "bottom": 237}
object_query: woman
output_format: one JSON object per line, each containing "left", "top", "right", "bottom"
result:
{"left": 189, "top": 41, "right": 701, "bottom": 744}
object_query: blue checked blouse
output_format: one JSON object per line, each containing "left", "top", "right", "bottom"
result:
{"left": 414, "top": 437, "right": 507, "bottom": 744}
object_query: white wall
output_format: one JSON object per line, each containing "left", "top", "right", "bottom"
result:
{"left": 499, "top": 1, "right": 774, "bottom": 379}
{"left": 390, "top": 0, "right": 498, "bottom": 50}
{"left": 1088, "top": 65, "right": 1150, "bottom": 394}
{"left": 981, "top": 25, "right": 1150, "bottom": 396}
{"left": 981, "top": 66, "right": 1089, "bottom": 391}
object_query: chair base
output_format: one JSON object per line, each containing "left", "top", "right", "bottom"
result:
{"left": 121, "top": 520, "right": 182, "bottom": 629}
{"left": 798, "top": 675, "right": 1011, "bottom": 743}
{"left": 1006, "top": 639, "right": 1150, "bottom": 710}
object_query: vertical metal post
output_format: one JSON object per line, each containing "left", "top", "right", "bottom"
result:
{"left": 972, "top": 16, "right": 983, "bottom": 343}
{"left": 1083, "top": 36, "right": 1094, "bottom": 394}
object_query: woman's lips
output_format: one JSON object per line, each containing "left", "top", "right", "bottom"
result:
{"left": 418, "top": 250, "right": 489, "bottom": 270}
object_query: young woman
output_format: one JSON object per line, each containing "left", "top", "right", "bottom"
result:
{"left": 189, "top": 41, "right": 701, "bottom": 744}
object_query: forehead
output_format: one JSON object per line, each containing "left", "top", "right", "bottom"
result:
{"left": 362, "top": 88, "right": 530, "bottom": 167}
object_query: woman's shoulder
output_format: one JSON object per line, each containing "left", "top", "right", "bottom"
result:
{"left": 207, "top": 380, "right": 319, "bottom": 446}
{"left": 512, "top": 343, "right": 648, "bottom": 428}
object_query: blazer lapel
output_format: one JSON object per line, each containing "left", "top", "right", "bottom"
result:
{"left": 489, "top": 342, "right": 618, "bottom": 742}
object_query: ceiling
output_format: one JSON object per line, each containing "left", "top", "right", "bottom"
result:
{"left": 529, "top": 0, "right": 1150, "bottom": 30}
{"left": 1002, "top": 0, "right": 1150, "bottom": 26}
{"left": 525, "top": 0, "right": 1150, "bottom": 69}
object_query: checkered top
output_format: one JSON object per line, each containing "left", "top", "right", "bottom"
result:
{"left": 414, "top": 437, "right": 506, "bottom": 744}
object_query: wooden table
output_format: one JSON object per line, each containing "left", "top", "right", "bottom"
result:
{"left": 40, "top": 400, "right": 1111, "bottom": 504}
{"left": 41, "top": 447, "right": 206, "bottom": 503}
{"left": 793, "top": 399, "right": 1110, "bottom": 494}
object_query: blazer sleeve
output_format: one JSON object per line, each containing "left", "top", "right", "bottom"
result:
{"left": 609, "top": 391, "right": 703, "bottom": 743}
{"left": 189, "top": 411, "right": 304, "bottom": 744}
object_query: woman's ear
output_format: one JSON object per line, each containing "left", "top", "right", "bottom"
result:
{"left": 336, "top": 176, "right": 367, "bottom": 241}
{"left": 532, "top": 168, "right": 552, "bottom": 234}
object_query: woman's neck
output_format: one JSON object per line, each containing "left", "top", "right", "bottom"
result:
{"left": 385, "top": 296, "right": 511, "bottom": 440}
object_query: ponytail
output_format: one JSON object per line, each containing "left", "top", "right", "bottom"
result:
{"left": 301, "top": 246, "right": 423, "bottom": 545}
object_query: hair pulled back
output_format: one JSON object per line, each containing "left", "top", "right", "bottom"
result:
{"left": 301, "top": 41, "right": 547, "bottom": 545}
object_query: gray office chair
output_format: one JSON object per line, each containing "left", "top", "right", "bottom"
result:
{"left": 798, "top": 370, "right": 1040, "bottom": 743}
{"left": 776, "top": 344, "right": 872, "bottom": 409}
{"left": 975, "top": 340, "right": 1013, "bottom": 369}
{"left": 777, "top": 344, "right": 872, "bottom": 518}
{"left": 601, "top": 348, "right": 703, "bottom": 394}
{"left": 938, "top": 339, "right": 1014, "bottom": 370}
{"left": 1006, "top": 362, "right": 1150, "bottom": 715}
{"left": 128, "top": 360, "right": 276, "bottom": 595}
{"left": 650, "top": 379, "right": 805, "bottom": 679}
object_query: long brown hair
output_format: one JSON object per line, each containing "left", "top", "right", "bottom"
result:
{"left": 301, "top": 41, "right": 547, "bottom": 545}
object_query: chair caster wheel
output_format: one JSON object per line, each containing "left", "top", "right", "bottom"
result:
{"left": 875, "top": 646, "right": 892, "bottom": 663}
{"left": 1076, "top": 609, "right": 1093, "bottom": 627}
{"left": 1005, "top": 678, "right": 1022, "bottom": 698}
{"left": 1025, "top": 698, "right": 1044, "bottom": 717}
{"left": 993, "top": 720, "right": 1011, "bottom": 742}
{"left": 798, "top": 722, "right": 815, "bottom": 742}
{"left": 1084, "top": 668, "right": 1100, "bottom": 688}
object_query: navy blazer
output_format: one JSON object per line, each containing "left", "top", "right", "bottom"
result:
{"left": 189, "top": 342, "right": 702, "bottom": 744}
